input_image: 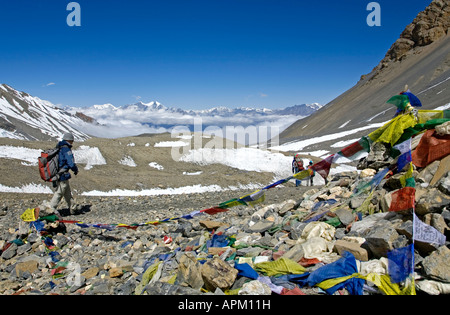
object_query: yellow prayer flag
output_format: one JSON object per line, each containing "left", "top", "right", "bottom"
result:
{"left": 368, "top": 113, "right": 417, "bottom": 146}
{"left": 255, "top": 257, "right": 306, "bottom": 277}
{"left": 399, "top": 163, "right": 414, "bottom": 188}
{"left": 20, "top": 208, "right": 38, "bottom": 222}
{"left": 293, "top": 169, "right": 312, "bottom": 180}
{"left": 417, "top": 110, "right": 444, "bottom": 124}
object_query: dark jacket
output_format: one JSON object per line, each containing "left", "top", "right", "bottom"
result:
{"left": 57, "top": 140, "right": 78, "bottom": 181}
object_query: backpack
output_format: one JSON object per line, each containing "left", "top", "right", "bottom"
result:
{"left": 38, "top": 145, "right": 67, "bottom": 182}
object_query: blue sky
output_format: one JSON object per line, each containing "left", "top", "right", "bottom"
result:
{"left": 0, "top": 0, "right": 432, "bottom": 110}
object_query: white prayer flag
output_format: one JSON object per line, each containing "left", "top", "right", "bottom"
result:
{"left": 413, "top": 213, "right": 446, "bottom": 246}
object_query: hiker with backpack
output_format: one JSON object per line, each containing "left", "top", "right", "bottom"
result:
{"left": 49, "top": 132, "right": 79, "bottom": 216}
{"left": 292, "top": 154, "right": 304, "bottom": 187}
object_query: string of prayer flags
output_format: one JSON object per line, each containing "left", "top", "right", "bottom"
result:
{"left": 262, "top": 177, "right": 292, "bottom": 190}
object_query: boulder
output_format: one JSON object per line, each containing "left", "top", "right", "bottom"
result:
{"left": 200, "top": 257, "right": 238, "bottom": 292}
{"left": 421, "top": 246, "right": 450, "bottom": 283}
{"left": 177, "top": 252, "right": 204, "bottom": 290}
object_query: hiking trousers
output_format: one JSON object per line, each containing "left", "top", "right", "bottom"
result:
{"left": 50, "top": 180, "right": 72, "bottom": 212}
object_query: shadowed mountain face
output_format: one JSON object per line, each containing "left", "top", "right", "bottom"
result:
{"left": 279, "top": 0, "right": 450, "bottom": 152}
{"left": 0, "top": 84, "right": 90, "bottom": 142}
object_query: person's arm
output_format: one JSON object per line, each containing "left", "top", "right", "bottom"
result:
{"left": 62, "top": 147, "right": 79, "bottom": 174}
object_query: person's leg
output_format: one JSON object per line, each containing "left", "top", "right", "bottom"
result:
{"left": 50, "top": 181, "right": 63, "bottom": 213}
{"left": 61, "top": 180, "right": 73, "bottom": 213}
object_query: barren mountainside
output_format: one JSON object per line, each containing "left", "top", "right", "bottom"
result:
{"left": 279, "top": 0, "right": 450, "bottom": 151}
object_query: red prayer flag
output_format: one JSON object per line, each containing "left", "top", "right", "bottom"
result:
{"left": 412, "top": 129, "right": 450, "bottom": 168}
{"left": 281, "top": 287, "right": 307, "bottom": 295}
{"left": 339, "top": 141, "right": 364, "bottom": 158}
{"left": 201, "top": 207, "right": 229, "bottom": 215}
{"left": 312, "top": 155, "right": 334, "bottom": 179}
{"left": 389, "top": 187, "right": 416, "bottom": 212}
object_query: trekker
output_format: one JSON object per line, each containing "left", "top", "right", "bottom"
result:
{"left": 308, "top": 161, "right": 315, "bottom": 186}
{"left": 50, "top": 132, "right": 79, "bottom": 216}
{"left": 292, "top": 154, "right": 304, "bottom": 187}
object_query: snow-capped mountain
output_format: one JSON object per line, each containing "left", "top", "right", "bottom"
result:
{"left": 0, "top": 84, "right": 90, "bottom": 141}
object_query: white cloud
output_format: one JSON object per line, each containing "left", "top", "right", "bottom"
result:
{"left": 68, "top": 102, "right": 313, "bottom": 143}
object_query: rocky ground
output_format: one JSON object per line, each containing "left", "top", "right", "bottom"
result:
{"left": 0, "top": 152, "right": 449, "bottom": 296}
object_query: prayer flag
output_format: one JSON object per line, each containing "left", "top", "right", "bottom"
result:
{"left": 219, "top": 198, "right": 246, "bottom": 208}
{"left": 399, "top": 163, "right": 415, "bottom": 188}
{"left": 263, "top": 178, "right": 290, "bottom": 190}
{"left": 392, "top": 138, "right": 412, "bottom": 172}
{"left": 20, "top": 208, "right": 38, "bottom": 222}
{"left": 402, "top": 91, "right": 422, "bottom": 107}
{"left": 388, "top": 244, "right": 414, "bottom": 284}
{"left": 202, "top": 207, "right": 229, "bottom": 215}
{"left": 388, "top": 187, "right": 416, "bottom": 212}
{"left": 312, "top": 155, "right": 334, "bottom": 180}
{"left": 417, "top": 110, "right": 444, "bottom": 124}
{"left": 368, "top": 114, "right": 417, "bottom": 146}
{"left": 412, "top": 129, "right": 450, "bottom": 168}
{"left": 392, "top": 138, "right": 411, "bottom": 156}
{"left": 293, "top": 169, "right": 313, "bottom": 180}
{"left": 239, "top": 190, "right": 265, "bottom": 206}
{"left": 397, "top": 151, "right": 412, "bottom": 173}
{"left": 413, "top": 213, "right": 446, "bottom": 246}
{"left": 337, "top": 136, "right": 371, "bottom": 159}
{"left": 387, "top": 94, "right": 410, "bottom": 111}
{"left": 353, "top": 167, "right": 389, "bottom": 196}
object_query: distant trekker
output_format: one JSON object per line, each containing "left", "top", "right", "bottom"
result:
{"left": 308, "top": 161, "right": 315, "bottom": 186}
{"left": 292, "top": 154, "right": 304, "bottom": 187}
{"left": 50, "top": 132, "right": 79, "bottom": 215}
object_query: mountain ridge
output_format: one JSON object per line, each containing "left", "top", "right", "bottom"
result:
{"left": 71, "top": 101, "right": 323, "bottom": 118}
{"left": 0, "top": 83, "right": 90, "bottom": 142}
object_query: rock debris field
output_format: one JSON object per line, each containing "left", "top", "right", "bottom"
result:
{"left": 1, "top": 125, "right": 450, "bottom": 296}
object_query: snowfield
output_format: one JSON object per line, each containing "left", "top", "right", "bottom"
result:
{"left": 0, "top": 136, "right": 358, "bottom": 196}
